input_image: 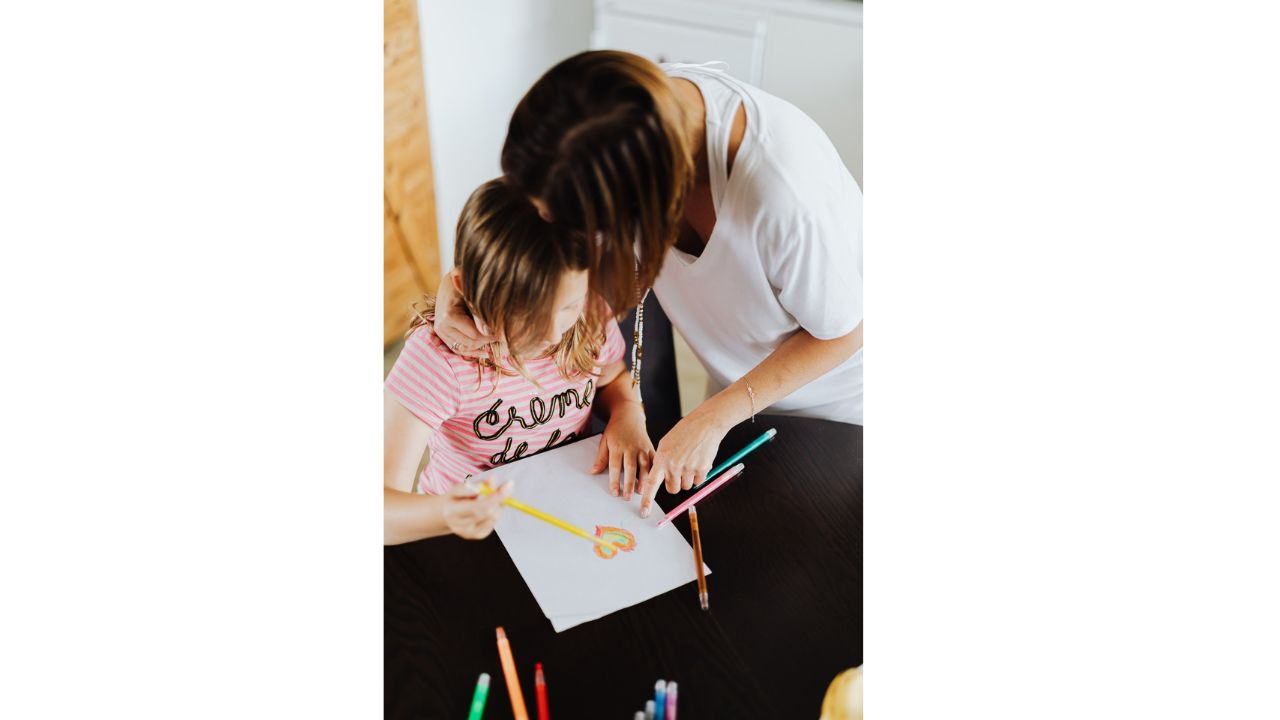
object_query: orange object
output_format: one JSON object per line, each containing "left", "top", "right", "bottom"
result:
{"left": 689, "top": 506, "right": 709, "bottom": 610}
{"left": 496, "top": 627, "right": 529, "bottom": 720}
{"left": 591, "top": 526, "right": 638, "bottom": 559}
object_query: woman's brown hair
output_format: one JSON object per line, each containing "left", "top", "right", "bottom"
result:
{"left": 409, "top": 179, "right": 605, "bottom": 386}
{"left": 501, "top": 50, "right": 695, "bottom": 315}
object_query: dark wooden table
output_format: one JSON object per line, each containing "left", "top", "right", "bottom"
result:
{"left": 385, "top": 415, "right": 861, "bottom": 719}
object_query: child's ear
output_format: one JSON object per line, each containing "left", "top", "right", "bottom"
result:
{"left": 449, "top": 267, "right": 464, "bottom": 295}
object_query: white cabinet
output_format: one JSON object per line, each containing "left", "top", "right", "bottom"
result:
{"left": 592, "top": 0, "right": 863, "bottom": 185}
{"left": 594, "top": 13, "right": 764, "bottom": 83}
{"left": 759, "top": 11, "right": 862, "bottom": 184}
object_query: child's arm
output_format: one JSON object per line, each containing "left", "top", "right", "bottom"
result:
{"left": 588, "top": 360, "right": 655, "bottom": 501}
{"left": 384, "top": 392, "right": 511, "bottom": 545}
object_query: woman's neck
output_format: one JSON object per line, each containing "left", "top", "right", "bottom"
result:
{"left": 672, "top": 77, "right": 710, "bottom": 185}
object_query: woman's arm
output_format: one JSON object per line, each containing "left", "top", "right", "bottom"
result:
{"left": 588, "top": 360, "right": 654, "bottom": 500}
{"left": 637, "top": 321, "right": 863, "bottom": 517}
{"left": 384, "top": 392, "right": 510, "bottom": 544}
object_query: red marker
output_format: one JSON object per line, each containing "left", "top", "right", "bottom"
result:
{"left": 535, "top": 662, "right": 550, "bottom": 720}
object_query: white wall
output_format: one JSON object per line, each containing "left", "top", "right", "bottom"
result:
{"left": 417, "top": 0, "right": 594, "bottom": 272}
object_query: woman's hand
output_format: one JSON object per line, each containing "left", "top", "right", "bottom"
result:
{"left": 441, "top": 480, "right": 512, "bottom": 539}
{"left": 639, "top": 411, "right": 730, "bottom": 518}
{"left": 433, "top": 269, "right": 501, "bottom": 358}
{"left": 590, "top": 401, "right": 654, "bottom": 501}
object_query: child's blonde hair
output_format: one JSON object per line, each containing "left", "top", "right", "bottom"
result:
{"left": 409, "top": 178, "right": 607, "bottom": 387}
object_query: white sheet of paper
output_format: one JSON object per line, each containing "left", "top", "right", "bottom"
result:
{"left": 482, "top": 436, "right": 710, "bottom": 632}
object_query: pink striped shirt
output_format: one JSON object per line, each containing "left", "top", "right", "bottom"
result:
{"left": 385, "top": 319, "right": 626, "bottom": 494}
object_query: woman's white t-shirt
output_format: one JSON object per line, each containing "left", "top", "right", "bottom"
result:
{"left": 654, "top": 63, "right": 863, "bottom": 425}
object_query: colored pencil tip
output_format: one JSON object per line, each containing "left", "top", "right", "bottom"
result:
{"left": 495, "top": 626, "right": 506, "bottom": 640}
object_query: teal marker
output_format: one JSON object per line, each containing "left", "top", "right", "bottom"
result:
{"left": 691, "top": 428, "right": 778, "bottom": 491}
{"left": 467, "top": 673, "right": 490, "bottom": 720}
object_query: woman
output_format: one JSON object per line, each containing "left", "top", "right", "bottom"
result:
{"left": 434, "top": 51, "right": 863, "bottom": 517}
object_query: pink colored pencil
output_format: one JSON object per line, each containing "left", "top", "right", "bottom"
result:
{"left": 655, "top": 463, "right": 745, "bottom": 526}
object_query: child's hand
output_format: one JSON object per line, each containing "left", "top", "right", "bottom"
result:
{"left": 442, "top": 480, "right": 513, "bottom": 539}
{"left": 590, "top": 402, "right": 654, "bottom": 501}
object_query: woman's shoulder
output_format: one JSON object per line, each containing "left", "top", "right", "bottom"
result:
{"left": 733, "top": 107, "right": 860, "bottom": 236}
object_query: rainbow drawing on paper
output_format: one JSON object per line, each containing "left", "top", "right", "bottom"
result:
{"left": 592, "top": 526, "right": 637, "bottom": 560}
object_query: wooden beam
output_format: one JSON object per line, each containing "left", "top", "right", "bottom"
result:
{"left": 384, "top": 0, "right": 441, "bottom": 346}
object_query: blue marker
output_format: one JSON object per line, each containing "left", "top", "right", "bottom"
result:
{"left": 691, "top": 428, "right": 778, "bottom": 491}
{"left": 654, "top": 680, "right": 667, "bottom": 720}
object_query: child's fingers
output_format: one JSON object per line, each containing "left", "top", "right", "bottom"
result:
{"left": 475, "top": 507, "right": 501, "bottom": 532}
{"left": 620, "top": 460, "right": 635, "bottom": 501}
{"left": 475, "top": 486, "right": 510, "bottom": 512}
{"left": 462, "top": 518, "right": 496, "bottom": 540}
{"left": 448, "top": 482, "right": 480, "bottom": 499}
{"left": 473, "top": 479, "right": 512, "bottom": 517}
{"left": 462, "top": 477, "right": 509, "bottom": 495}
{"left": 451, "top": 479, "right": 509, "bottom": 512}
{"left": 590, "top": 437, "right": 609, "bottom": 474}
{"left": 621, "top": 451, "right": 635, "bottom": 501}
{"left": 624, "top": 455, "right": 648, "bottom": 501}
{"left": 475, "top": 491, "right": 509, "bottom": 532}
{"left": 607, "top": 447, "right": 622, "bottom": 497}
{"left": 458, "top": 500, "right": 503, "bottom": 535}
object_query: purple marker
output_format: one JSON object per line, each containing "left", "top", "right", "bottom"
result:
{"left": 665, "top": 681, "right": 678, "bottom": 720}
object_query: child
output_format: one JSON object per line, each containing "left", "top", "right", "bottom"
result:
{"left": 383, "top": 179, "right": 653, "bottom": 545}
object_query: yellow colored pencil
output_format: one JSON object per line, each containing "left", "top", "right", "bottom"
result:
{"left": 473, "top": 481, "right": 619, "bottom": 551}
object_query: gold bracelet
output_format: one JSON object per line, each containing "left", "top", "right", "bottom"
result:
{"left": 745, "top": 379, "right": 756, "bottom": 423}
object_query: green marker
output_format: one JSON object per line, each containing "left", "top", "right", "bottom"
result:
{"left": 691, "top": 428, "right": 778, "bottom": 491}
{"left": 467, "top": 672, "right": 490, "bottom": 720}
